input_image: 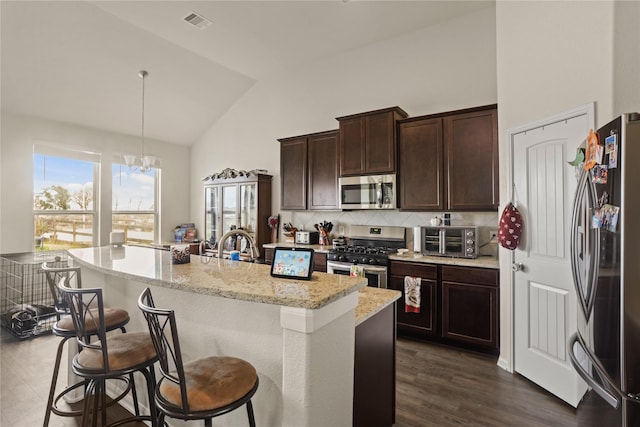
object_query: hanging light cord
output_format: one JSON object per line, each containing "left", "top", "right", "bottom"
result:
{"left": 139, "top": 70, "right": 148, "bottom": 159}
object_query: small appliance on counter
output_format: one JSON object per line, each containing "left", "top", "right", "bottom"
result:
{"left": 421, "top": 225, "right": 478, "bottom": 258}
{"left": 295, "top": 230, "right": 319, "bottom": 245}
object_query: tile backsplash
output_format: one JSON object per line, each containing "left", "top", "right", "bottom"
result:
{"left": 281, "top": 210, "right": 499, "bottom": 257}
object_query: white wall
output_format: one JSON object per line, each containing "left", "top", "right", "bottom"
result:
{"left": 0, "top": 113, "right": 190, "bottom": 254}
{"left": 495, "top": 0, "right": 625, "bottom": 370}
{"left": 189, "top": 6, "right": 499, "bottom": 236}
{"left": 613, "top": 1, "right": 640, "bottom": 116}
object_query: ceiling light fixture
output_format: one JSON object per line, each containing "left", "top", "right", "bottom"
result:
{"left": 124, "top": 70, "right": 155, "bottom": 173}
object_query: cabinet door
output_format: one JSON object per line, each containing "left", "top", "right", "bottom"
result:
{"left": 221, "top": 184, "right": 238, "bottom": 235}
{"left": 280, "top": 138, "right": 307, "bottom": 210}
{"left": 441, "top": 281, "right": 498, "bottom": 349}
{"left": 339, "top": 117, "right": 366, "bottom": 176}
{"left": 389, "top": 261, "right": 438, "bottom": 337}
{"left": 444, "top": 108, "right": 499, "bottom": 210}
{"left": 390, "top": 275, "right": 438, "bottom": 337}
{"left": 313, "top": 252, "right": 327, "bottom": 272}
{"left": 204, "top": 185, "right": 220, "bottom": 245}
{"left": 308, "top": 131, "right": 339, "bottom": 210}
{"left": 239, "top": 183, "right": 257, "bottom": 238}
{"left": 398, "top": 118, "right": 444, "bottom": 210}
{"left": 365, "top": 112, "right": 396, "bottom": 174}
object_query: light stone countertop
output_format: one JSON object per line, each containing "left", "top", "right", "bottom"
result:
{"left": 67, "top": 245, "right": 366, "bottom": 310}
{"left": 356, "top": 287, "right": 400, "bottom": 326}
{"left": 389, "top": 251, "right": 499, "bottom": 269}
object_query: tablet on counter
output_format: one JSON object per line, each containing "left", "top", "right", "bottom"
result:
{"left": 270, "top": 247, "right": 315, "bottom": 280}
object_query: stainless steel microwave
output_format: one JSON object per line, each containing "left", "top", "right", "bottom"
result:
{"left": 338, "top": 174, "right": 396, "bottom": 210}
{"left": 421, "top": 226, "right": 478, "bottom": 258}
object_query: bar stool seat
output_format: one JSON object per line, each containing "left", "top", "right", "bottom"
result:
{"left": 42, "top": 263, "right": 131, "bottom": 427}
{"left": 159, "top": 356, "right": 257, "bottom": 412}
{"left": 138, "top": 287, "right": 258, "bottom": 427}
{"left": 59, "top": 284, "right": 158, "bottom": 427}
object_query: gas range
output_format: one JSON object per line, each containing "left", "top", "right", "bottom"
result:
{"left": 326, "top": 225, "right": 406, "bottom": 267}
{"left": 327, "top": 245, "right": 398, "bottom": 266}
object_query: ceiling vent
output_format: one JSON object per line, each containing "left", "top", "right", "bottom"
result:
{"left": 183, "top": 11, "right": 212, "bottom": 30}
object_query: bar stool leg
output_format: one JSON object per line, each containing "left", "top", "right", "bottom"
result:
{"left": 43, "top": 336, "right": 70, "bottom": 427}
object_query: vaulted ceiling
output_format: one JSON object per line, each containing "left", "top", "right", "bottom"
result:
{"left": 1, "top": 1, "right": 493, "bottom": 146}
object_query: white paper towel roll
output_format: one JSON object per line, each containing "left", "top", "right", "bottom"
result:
{"left": 413, "top": 227, "right": 421, "bottom": 253}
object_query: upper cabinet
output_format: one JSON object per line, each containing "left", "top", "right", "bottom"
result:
{"left": 337, "top": 107, "right": 408, "bottom": 177}
{"left": 279, "top": 130, "right": 340, "bottom": 211}
{"left": 398, "top": 117, "right": 445, "bottom": 210}
{"left": 399, "top": 105, "right": 499, "bottom": 211}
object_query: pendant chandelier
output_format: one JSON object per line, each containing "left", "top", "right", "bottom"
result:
{"left": 124, "top": 70, "right": 155, "bottom": 173}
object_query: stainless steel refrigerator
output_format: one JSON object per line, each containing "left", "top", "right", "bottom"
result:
{"left": 569, "top": 113, "right": 640, "bottom": 426}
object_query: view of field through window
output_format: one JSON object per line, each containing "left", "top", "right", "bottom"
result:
{"left": 33, "top": 153, "right": 157, "bottom": 250}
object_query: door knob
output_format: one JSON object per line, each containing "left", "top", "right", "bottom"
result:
{"left": 512, "top": 262, "right": 524, "bottom": 272}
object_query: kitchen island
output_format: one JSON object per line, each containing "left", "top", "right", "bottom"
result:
{"left": 67, "top": 245, "right": 399, "bottom": 427}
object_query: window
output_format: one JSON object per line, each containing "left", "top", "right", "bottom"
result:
{"left": 112, "top": 163, "right": 158, "bottom": 245}
{"left": 33, "top": 150, "right": 98, "bottom": 251}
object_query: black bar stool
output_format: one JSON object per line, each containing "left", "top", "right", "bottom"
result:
{"left": 57, "top": 281, "right": 158, "bottom": 426}
{"left": 42, "top": 262, "right": 130, "bottom": 427}
{"left": 138, "top": 287, "right": 258, "bottom": 427}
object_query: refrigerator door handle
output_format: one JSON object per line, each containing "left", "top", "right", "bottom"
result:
{"left": 569, "top": 332, "right": 622, "bottom": 409}
{"left": 570, "top": 167, "right": 600, "bottom": 321}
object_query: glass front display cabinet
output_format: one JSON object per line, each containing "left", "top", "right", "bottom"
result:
{"left": 204, "top": 173, "right": 272, "bottom": 260}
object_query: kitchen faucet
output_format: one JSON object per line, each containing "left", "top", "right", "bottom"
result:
{"left": 217, "top": 229, "right": 260, "bottom": 261}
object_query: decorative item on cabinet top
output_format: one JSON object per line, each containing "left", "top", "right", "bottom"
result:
{"left": 202, "top": 168, "right": 269, "bottom": 182}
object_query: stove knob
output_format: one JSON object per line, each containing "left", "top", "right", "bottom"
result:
{"left": 360, "top": 257, "right": 369, "bottom": 264}
{"left": 338, "top": 255, "right": 346, "bottom": 262}
{"left": 369, "top": 258, "right": 376, "bottom": 265}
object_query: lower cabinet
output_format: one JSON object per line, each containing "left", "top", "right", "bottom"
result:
{"left": 353, "top": 303, "right": 395, "bottom": 427}
{"left": 389, "top": 260, "right": 499, "bottom": 353}
{"left": 389, "top": 261, "right": 438, "bottom": 337}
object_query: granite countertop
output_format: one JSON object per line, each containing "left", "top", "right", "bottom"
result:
{"left": 389, "top": 251, "right": 499, "bottom": 270}
{"left": 67, "top": 245, "right": 366, "bottom": 310}
{"left": 356, "top": 287, "right": 400, "bottom": 326}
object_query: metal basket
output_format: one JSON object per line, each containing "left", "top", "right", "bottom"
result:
{"left": 0, "top": 251, "right": 68, "bottom": 339}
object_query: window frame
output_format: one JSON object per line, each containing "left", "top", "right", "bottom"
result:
{"left": 33, "top": 144, "right": 100, "bottom": 250}
{"left": 111, "top": 158, "right": 160, "bottom": 244}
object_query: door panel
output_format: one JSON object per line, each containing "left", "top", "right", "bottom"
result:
{"left": 512, "top": 112, "right": 589, "bottom": 407}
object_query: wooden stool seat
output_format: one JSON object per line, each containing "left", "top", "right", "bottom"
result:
{"left": 159, "top": 356, "right": 258, "bottom": 412}
{"left": 74, "top": 332, "right": 157, "bottom": 373}
{"left": 54, "top": 307, "right": 130, "bottom": 335}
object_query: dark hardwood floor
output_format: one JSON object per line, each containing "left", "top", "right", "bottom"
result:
{"left": 1, "top": 328, "right": 597, "bottom": 427}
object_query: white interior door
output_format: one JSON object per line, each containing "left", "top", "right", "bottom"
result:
{"left": 511, "top": 109, "right": 591, "bottom": 407}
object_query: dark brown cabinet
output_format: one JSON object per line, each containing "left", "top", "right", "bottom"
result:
{"left": 398, "top": 117, "right": 445, "bottom": 210}
{"left": 389, "top": 261, "right": 438, "bottom": 337}
{"left": 398, "top": 105, "right": 499, "bottom": 211}
{"left": 441, "top": 266, "right": 499, "bottom": 350}
{"left": 354, "top": 303, "right": 395, "bottom": 427}
{"left": 279, "top": 130, "right": 339, "bottom": 211}
{"left": 337, "top": 107, "right": 408, "bottom": 177}
{"left": 389, "top": 260, "right": 499, "bottom": 353}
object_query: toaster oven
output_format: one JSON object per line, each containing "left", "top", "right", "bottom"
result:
{"left": 421, "top": 226, "right": 478, "bottom": 258}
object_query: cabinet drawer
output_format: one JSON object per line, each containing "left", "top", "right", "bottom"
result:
{"left": 390, "top": 261, "right": 437, "bottom": 280}
{"left": 314, "top": 252, "right": 327, "bottom": 272}
{"left": 441, "top": 265, "right": 497, "bottom": 287}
